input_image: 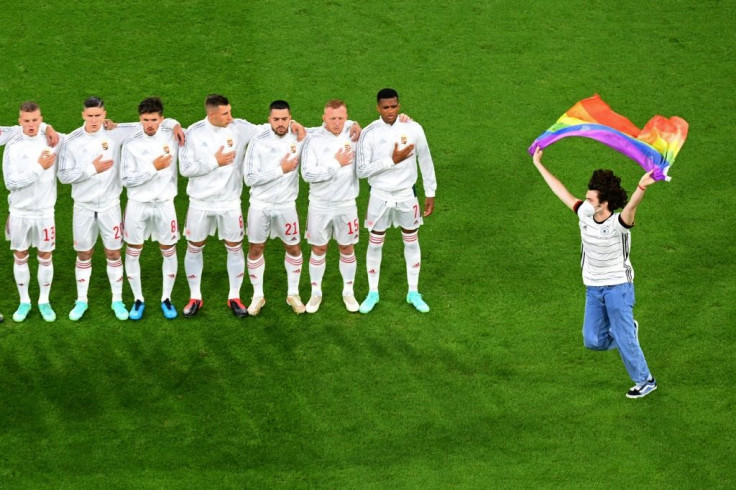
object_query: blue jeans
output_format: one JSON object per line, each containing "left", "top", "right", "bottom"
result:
{"left": 583, "top": 283, "right": 651, "bottom": 384}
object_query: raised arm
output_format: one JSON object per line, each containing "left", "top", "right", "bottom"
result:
{"left": 620, "top": 170, "right": 656, "bottom": 226}
{"left": 532, "top": 147, "right": 579, "bottom": 210}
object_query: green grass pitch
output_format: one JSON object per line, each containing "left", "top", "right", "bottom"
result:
{"left": 0, "top": 1, "right": 734, "bottom": 487}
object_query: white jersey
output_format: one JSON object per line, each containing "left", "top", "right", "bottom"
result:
{"left": 2, "top": 132, "right": 58, "bottom": 217}
{"left": 301, "top": 124, "right": 358, "bottom": 205}
{"left": 180, "top": 118, "right": 264, "bottom": 210}
{"left": 575, "top": 201, "right": 634, "bottom": 287}
{"left": 244, "top": 127, "right": 302, "bottom": 206}
{"left": 356, "top": 118, "right": 437, "bottom": 201}
{"left": 57, "top": 122, "right": 139, "bottom": 211}
{"left": 121, "top": 122, "right": 180, "bottom": 203}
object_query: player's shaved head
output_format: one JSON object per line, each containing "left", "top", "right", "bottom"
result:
{"left": 269, "top": 100, "right": 290, "bottom": 113}
{"left": 205, "top": 94, "right": 229, "bottom": 111}
{"left": 84, "top": 96, "right": 105, "bottom": 109}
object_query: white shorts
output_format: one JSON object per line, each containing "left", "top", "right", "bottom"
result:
{"left": 184, "top": 206, "right": 244, "bottom": 243}
{"left": 124, "top": 200, "right": 180, "bottom": 246}
{"left": 364, "top": 195, "right": 423, "bottom": 232}
{"left": 6, "top": 214, "right": 56, "bottom": 252}
{"left": 306, "top": 204, "right": 359, "bottom": 246}
{"left": 73, "top": 205, "right": 124, "bottom": 251}
{"left": 246, "top": 204, "right": 301, "bottom": 245}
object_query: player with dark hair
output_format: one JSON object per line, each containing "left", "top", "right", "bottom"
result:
{"left": 532, "top": 147, "right": 658, "bottom": 399}
{"left": 180, "top": 95, "right": 307, "bottom": 318}
{"left": 121, "top": 97, "right": 183, "bottom": 320}
{"left": 58, "top": 96, "right": 184, "bottom": 322}
{"left": 356, "top": 88, "right": 437, "bottom": 314}
{"left": 243, "top": 100, "right": 306, "bottom": 315}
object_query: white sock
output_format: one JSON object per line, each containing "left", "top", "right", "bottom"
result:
{"left": 402, "top": 231, "right": 421, "bottom": 292}
{"left": 37, "top": 256, "right": 54, "bottom": 304}
{"left": 309, "top": 252, "right": 326, "bottom": 296}
{"left": 125, "top": 247, "right": 144, "bottom": 302}
{"left": 339, "top": 252, "right": 357, "bottom": 296}
{"left": 248, "top": 255, "right": 265, "bottom": 299}
{"left": 14, "top": 255, "right": 31, "bottom": 304}
{"left": 107, "top": 257, "right": 124, "bottom": 302}
{"left": 285, "top": 253, "right": 302, "bottom": 296}
{"left": 75, "top": 258, "right": 92, "bottom": 302}
{"left": 366, "top": 232, "right": 384, "bottom": 292}
{"left": 226, "top": 243, "right": 245, "bottom": 300}
{"left": 185, "top": 243, "right": 204, "bottom": 300}
{"left": 161, "top": 247, "right": 177, "bottom": 302}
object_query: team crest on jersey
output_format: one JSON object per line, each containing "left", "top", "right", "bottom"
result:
{"left": 600, "top": 226, "right": 611, "bottom": 237}
{"left": 226, "top": 138, "right": 233, "bottom": 148}
{"left": 101, "top": 141, "right": 109, "bottom": 151}
{"left": 163, "top": 144, "right": 170, "bottom": 155}
{"left": 290, "top": 144, "right": 297, "bottom": 154}
{"left": 344, "top": 142, "right": 351, "bottom": 151}
{"left": 400, "top": 135, "right": 407, "bottom": 145}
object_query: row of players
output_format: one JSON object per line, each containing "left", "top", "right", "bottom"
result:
{"left": 0, "top": 88, "right": 437, "bottom": 323}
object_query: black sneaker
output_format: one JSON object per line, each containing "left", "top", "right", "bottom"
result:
{"left": 228, "top": 298, "right": 249, "bottom": 318}
{"left": 626, "top": 377, "right": 657, "bottom": 399}
{"left": 183, "top": 299, "right": 203, "bottom": 318}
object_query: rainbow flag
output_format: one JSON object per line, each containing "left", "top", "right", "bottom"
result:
{"left": 528, "top": 95, "right": 688, "bottom": 181}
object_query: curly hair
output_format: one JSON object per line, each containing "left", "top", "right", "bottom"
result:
{"left": 588, "top": 169, "right": 628, "bottom": 211}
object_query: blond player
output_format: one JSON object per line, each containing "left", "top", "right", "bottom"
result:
{"left": 300, "top": 100, "right": 361, "bottom": 313}
{"left": 2, "top": 102, "right": 59, "bottom": 322}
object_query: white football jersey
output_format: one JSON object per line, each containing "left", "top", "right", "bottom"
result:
{"left": 2, "top": 132, "right": 58, "bottom": 216}
{"left": 244, "top": 127, "right": 302, "bottom": 206}
{"left": 301, "top": 124, "right": 358, "bottom": 204}
{"left": 575, "top": 201, "right": 634, "bottom": 286}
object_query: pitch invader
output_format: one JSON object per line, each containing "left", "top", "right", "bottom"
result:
{"left": 2, "top": 102, "right": 60, "bottom": 322}
{"left": 244, "top": 100, "right": 310, "bottom": 315}
{"left": 180, "top": 94, "right": 306, "bottom": 318}
{"left": 300, "top": 99, "right": 362, "bottom": 313}
{"left": 356, "top": 88, "right": 437, "bottom": 313}
{"left": 58, "top": 96, "right": 184, "bottom": 321}
{"left": 121, "top": 97, "right": 183, "bottom": 320}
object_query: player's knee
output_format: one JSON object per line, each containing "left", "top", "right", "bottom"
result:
{"left": 104, "top": 248, "right": 121, "bottom": 260}
{"left": 312, "top": 244, "right": 328, "bottom": 256}
{"left": 248, "top": 242, "right": 265, "bottom": 258}
{"left": 77, "top": 250, "right": 93, "bottom": 261}
{"left": 285, "top": 244, "right": 302, "bottom": 257}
